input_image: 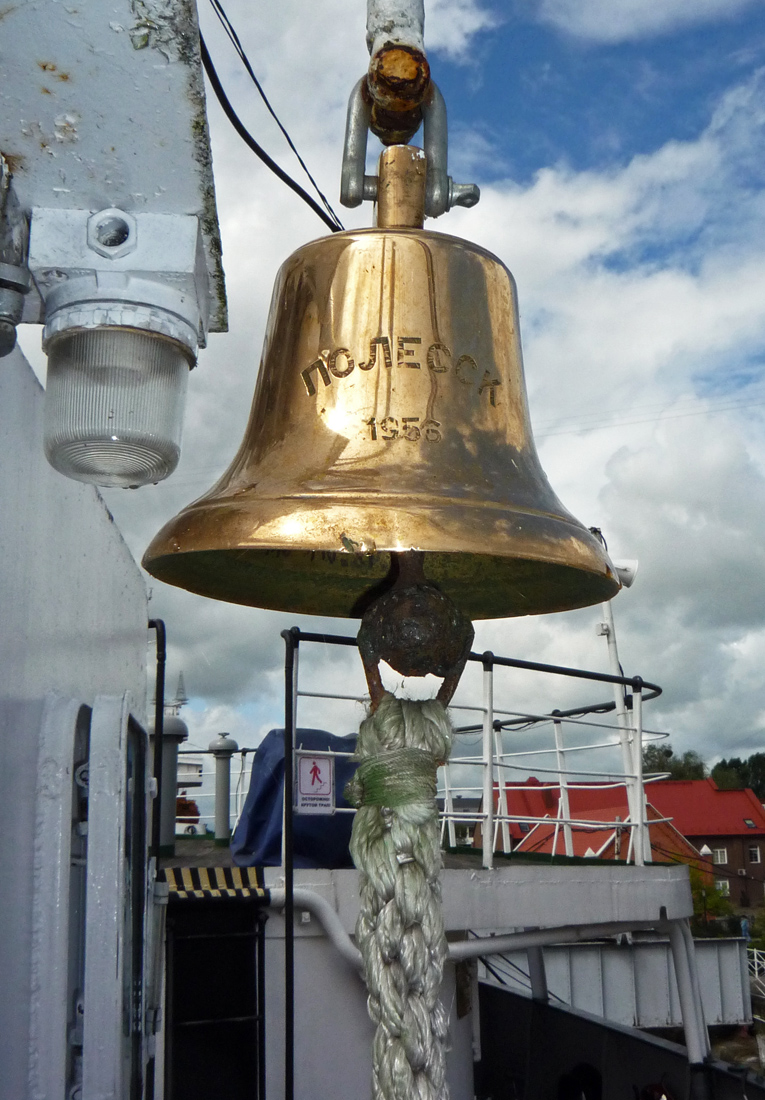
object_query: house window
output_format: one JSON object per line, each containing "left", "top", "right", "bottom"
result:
{"left": 744, "top": 819, "right": 757, "bottom": 829}
{"left": 716, "top": 879, "right": 731, "bottom": 896}
{"left": 712, "top": 848, "right": 728, "bottom": 865}
{"left": 749, "top": 845, "right": 761, "bottom": 864}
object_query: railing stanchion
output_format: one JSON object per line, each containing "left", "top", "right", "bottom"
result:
{"left": 482, "top": 653, "right": 495, "bottom": 870}
{"left": 493, "top": 721, "right": 511, "bottom": 854}
{"left": 553, "top": 713, "right": 574, "bottom": 858}
{"left": 633, "top": 679, "right": 648, "bottom": 864}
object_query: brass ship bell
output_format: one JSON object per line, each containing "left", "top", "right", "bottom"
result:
{"left": 144, "top": 147, "right": 619, "bottom": 618}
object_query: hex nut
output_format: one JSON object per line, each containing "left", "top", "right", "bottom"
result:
{"left": 86, "top": 208, "right": 137, "bottom": 259}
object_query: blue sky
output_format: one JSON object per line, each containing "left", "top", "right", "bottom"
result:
{"left": 435, "top": 3, "right": 765, "bottom": 182}
{"left": 32, "top": 0, "right": 765, "bottom": 766}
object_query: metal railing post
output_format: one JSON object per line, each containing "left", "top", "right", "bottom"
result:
{"left": 553, "top": 714, "right": 574, "bottom": 858}
{"left": 599, "top": 599, "right": 640, "bottom": 834}
{"left": 633, "top": 679, "right": 649, "bottom": 864}
{"left": 148, "top": 619, "right": 166, "bottom": 861}
{"left": 442, "top": 764, "right": 457, "bottom": 849}
{"left": 281, "top": 627, "right": 300, "bottom": 1100}
{"left": 482, "top": 653, "right": 495, "bottom": 870}
{"left": 493, "top": 722, "right": 511, "bottom": 854}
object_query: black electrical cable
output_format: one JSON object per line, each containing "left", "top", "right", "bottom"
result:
{"left": 199, "top": 34, "right": 343, "bottom": 234}
{"left": 206, "top": 0, "right": 343, "bottom": 230}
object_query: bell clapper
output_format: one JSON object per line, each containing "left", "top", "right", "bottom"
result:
{"left": 357, "top": 550, "right": 475, "bottom": 710}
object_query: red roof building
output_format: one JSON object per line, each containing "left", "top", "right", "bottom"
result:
{"left": 485, "top": 778, "right": 705, "bottom": 870}
{"left": 647, "top": 779, "right": 765, "bottom": 906}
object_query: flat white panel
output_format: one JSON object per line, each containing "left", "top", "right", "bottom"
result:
{"left": 602, "top": 949, "right": 636, "bottom": 1027}
{"left": 0, "top": 348, "right": 146, "bottom": 1100}
{"left": 569, "top": 945, "right": 604, "bottom": 1017}
{"left": 82, "top": 694, "right": 130, "bottom": 1100}
{"left": 28, "top": 694, "right": 82, "bottom": 1100}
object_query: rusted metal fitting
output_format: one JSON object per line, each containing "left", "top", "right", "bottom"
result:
{"left": 340, "top": 78, "right": 480, "bottom": 216}
{"left": 367, "top": 44, "right": 430, "bottom": 145}
{"left": 358, "top": 551, "right": 475, "bottom": 709}
{"left": 0, "top": 155, "right": 30, "bottom": 357}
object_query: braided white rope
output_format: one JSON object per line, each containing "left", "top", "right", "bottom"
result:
{"left": 347, "top": 692, "right": 453, "bottom": 1100}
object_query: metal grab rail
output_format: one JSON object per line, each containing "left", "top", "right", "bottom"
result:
{"left": 172, "top": 629, "right": 664, "bottom": 875}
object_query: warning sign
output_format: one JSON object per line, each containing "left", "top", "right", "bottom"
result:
{"left": 296, "top": 753, "right": 334, "bottom": 814}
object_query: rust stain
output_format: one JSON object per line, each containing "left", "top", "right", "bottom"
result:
{"left": 41, "top": 86, "right": 53, "bottom": 95}
{"left": 37, "top": 60, "right": 57, "bottom": 71}
{"left": 367, "top": 44, "right": 430, "bottom": 145}
{"left": 368, "top": 45, "right": 430, "bottom": 113}
{"left": 0, "top": 152, "right": 25, "bottom": 174}
{"left": 56, "top": 72, "right": 71, "bottom": 82}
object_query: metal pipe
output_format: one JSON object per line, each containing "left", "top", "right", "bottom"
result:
{"left": 680, "top": 919, "right": 711, "bottom": 1058}
{"left": 366, "top": 0, "right": 429, "bottom": 145}
{"left": 366, "top": 0, "right": 425, "bottom": 58}
{"left": 668, "top": 920, "right": 708, "bottom": 1066}
{"left": 256, "top": 912, "right": 267, "bottom": 1100}
{"left": 289, "top": 630, "right": 662, "bottom": 698}
{"left": 526, "top": 945, "right": 549, "bottom": 1003}
{"left": 449, "top": 919, "right": 669, "bottom": 962}
{"left": 148, "top": 619, "right": 166, "bottom": 860}
{"left": 269, "top": 888, "right": 363, "bottom": 970}
{"left": 264, "top": 888, "right": 677, "bottom": 974}
{"left": 209, "top": 733, "right": 238, "bottom": 846}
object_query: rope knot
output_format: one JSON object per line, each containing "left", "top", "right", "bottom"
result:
{"left": 345, "top": 747, "right": 437, "bottom": 808}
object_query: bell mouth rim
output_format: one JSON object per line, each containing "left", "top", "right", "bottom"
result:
{"left": 142, "top": 545, "right": 620, "bottom": 620}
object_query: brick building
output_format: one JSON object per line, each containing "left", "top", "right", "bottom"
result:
{"left": 648, "top": 779, "right": 765, "bottom": 907}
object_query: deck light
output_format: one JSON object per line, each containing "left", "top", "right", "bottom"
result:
{"left": 31, "top": 207, "right": 210, "bottom": 488}
{"left": 613, "top": 559, "right": 639, "bottom": 589}
{"left": 42, "top": 280, "right": 195, "bottom": 487}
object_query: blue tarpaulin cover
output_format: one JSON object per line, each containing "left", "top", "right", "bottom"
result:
{"left": 231, "top": 728, "right": 359, "bottom": 869}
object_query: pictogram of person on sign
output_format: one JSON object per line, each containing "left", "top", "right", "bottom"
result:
{"left": 310, "top": 761, "right": 322, "bottom": 786}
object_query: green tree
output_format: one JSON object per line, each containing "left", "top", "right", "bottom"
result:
{"left": 688, "top": 867, "right": 734, "bottom": 936}
{"left": 711, "top": 762, "right": 744, "bottom": 790}
{"left": 711, "top": 752, "right": 765, "bottom": 799}
{"left": 745, "top": 753, "right": 765, "bottom": 800}
{"left": 643, "top": 742, "right": 707, "bottom": 780}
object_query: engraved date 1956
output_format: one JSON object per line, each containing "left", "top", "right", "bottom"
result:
{"left": 366, "top": 416, "right": 442, "bottom": 442}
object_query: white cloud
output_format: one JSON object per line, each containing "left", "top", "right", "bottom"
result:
{"left": 21, "top": 5, "right": 765, "bottom": 773}
{"left": 426, "top": 0, "right": 499, "bottom": 59}
{"left": 534, "top": 0, "right": 760, "bottom": 44}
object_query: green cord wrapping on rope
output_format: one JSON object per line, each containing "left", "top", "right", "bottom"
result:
{"left": 347, "top": 747, "right": 438, "bottom": 808}
{"left": 348, "top": 692, "right": 453, "bottom": 1100}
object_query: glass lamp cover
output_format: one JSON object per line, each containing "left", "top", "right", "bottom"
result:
{"left": 43, "top": 328, "right": 190, "bottom": 488}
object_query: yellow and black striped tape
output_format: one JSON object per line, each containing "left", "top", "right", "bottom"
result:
{"left": 159, "top": 865, "right": 268, "bottom": 901}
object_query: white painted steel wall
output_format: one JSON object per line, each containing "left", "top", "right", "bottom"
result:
{"left": 0, "top": 0, "right": 225, "bottom": 330}
{"left": 261, "top": 910, "right": 476, "bottom": 1100}
{"left": 0, "top": 347, "right": 148, "bottom": 1100}
{"left": 480, "top": 936, "right": 751, "bottom": 1029}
